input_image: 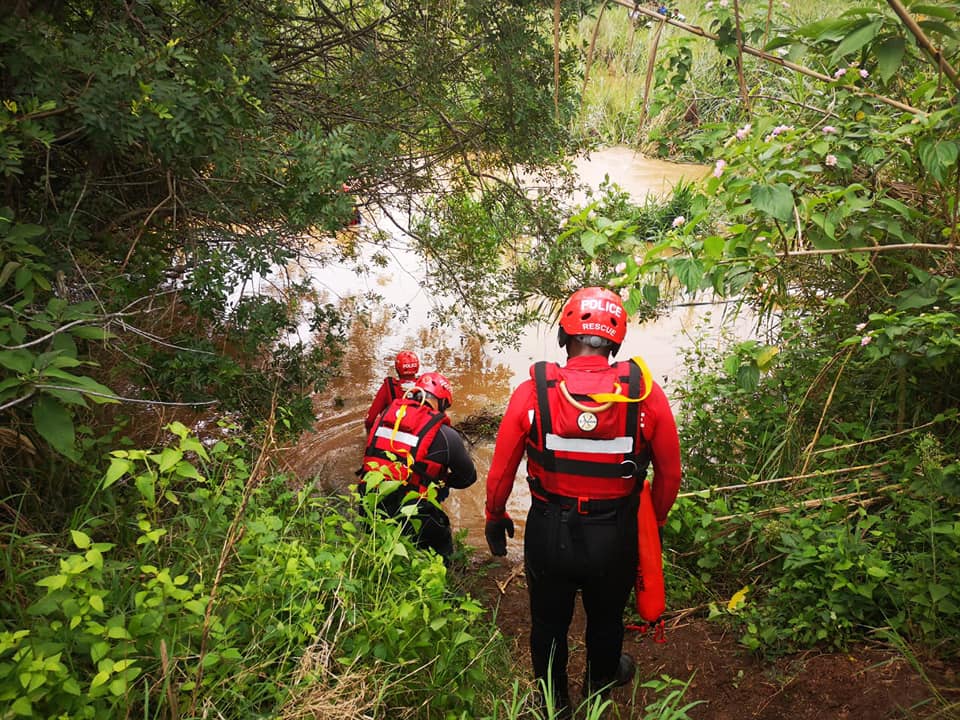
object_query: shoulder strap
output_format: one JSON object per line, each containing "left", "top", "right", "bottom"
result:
{"left": 530, "top": 361, "right": 555, "bottom": 470}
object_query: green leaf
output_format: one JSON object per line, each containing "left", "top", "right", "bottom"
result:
{"left": 32, "top": 395, "right": 77, "bottom": 460}
{"left": 174, "top": 460, "right": 203, "bottom": 480}
{"left": 829, "top": 20, "right": 882, "bottom": 64}
{"left": 36, "top": 574, "right": 68, "bottom": 591}
{"left": 103, "top": 457, "right": 133, "bottom": 489}
{"left": 622, "top": 287, "right": 642, "bottom": 316}
{"left": 736, "top": 364, "right": 760, "bottom": 391}
{"left": 929, "top": 583, "right": 951, "bottom": 602}
{"left": 91, "top": 670, "right": 111, "bottom": 689}
{"left": 672, "top": 258, "right": 704, "bottom": 292}
{"left": 46, "top": 373, "right": 118, "bottom": 404}
{"left": 71, "top": 529, "right": 91, "bottom": 549}
{"left": 875, "top": 36, "right": 905, "bottom": 83}
{"left": 912, "top": 4, "right": 960, "bottom": 20}
{"left": 580, "top": 229, "right": 606, "bottom": 256}
{"left": 11, "top": 696, "right": 31, "bottom": 717}
{"left": 135, "top": 473, "right": 156, "bottom": 506}
{"left": 703, "top": 235, "right": 725, "bottom": 259}
{"left": 91, "top": 641, "right": 110, "bottom": 663}
{"left": 71, "top": 325, "right": 114, "bottom": 340}
{"left": 918, "top": 139, "right": 958, "bottom": 182}
{"left": 0, "top": 349, "right": 34, "bottom": 373}
{"left": 108, "top": 677, "right": 127, "bottom": 696}
{"left": 156, "top": 447, "right": 183, "bottom": 473}
{"left": 750, "top": 184, "right": 794, "bottom": 222}
{"left": 917, "top": 20, "right": 958, "bottom": 39}
{"left": 7, "top": 222, "right": 45, "bottom": 241}
{"left": 0, "top": 261, "right": 21, "bottom": 288}
{"left": 755, "top": 345, "right": 780, "bottom": 371}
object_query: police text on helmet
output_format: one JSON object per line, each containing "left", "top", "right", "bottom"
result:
{"left": 580, "top": 298, "right": 624, "bottom": 317}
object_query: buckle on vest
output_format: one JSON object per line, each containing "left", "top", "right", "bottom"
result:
{"left": 577, "top": 497, "right": 589, "bottom": 514}
{"left": 620, "top": 458, "right": 638, "bottom": 478}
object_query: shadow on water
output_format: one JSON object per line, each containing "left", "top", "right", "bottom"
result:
{"left": 281, "top": 148, "right": 744, "bottom": 559}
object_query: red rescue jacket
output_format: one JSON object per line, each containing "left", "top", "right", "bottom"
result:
{"left": 362, "top": 398, "right": 450, "bottom": 495}
{"left": 526, "top": 360, "right": 650, "bottom": 499}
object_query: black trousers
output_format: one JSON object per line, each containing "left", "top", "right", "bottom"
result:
{"left": 524, "top": 497, "right": 638, "bottom": 693}
{"left": 371, "top": 488, "right": 454, "bottom": 560}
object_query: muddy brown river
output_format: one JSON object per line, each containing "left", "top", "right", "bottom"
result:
{"left": 282, "top": 147, "right": 723, "bottom": 560}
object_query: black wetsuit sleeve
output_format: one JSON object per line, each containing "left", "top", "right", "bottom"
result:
{"left": 427, "top": 425, "right": 477, "bottom": 489}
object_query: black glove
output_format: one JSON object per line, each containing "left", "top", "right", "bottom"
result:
{"left": 485, "top": 516, "right": 515, "bottom": 557}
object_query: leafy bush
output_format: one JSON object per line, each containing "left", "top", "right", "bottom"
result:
{"left": 0, "top": 423, "right": 517, "bottom": 718}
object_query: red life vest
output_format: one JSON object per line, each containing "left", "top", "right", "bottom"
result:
{"left": 362, "top": 398, "right": 450, "bottom": 494}
{"left": 383, "top": 376, "right": 416, "bottom": 402}
{"left": 525, "top": 360, "right": 650, "bottom": 499}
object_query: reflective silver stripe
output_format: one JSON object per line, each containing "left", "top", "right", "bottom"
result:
{"left": 545, "top": 433, "right": 633, "bottom": 454}
{"left": 374, "top": 426, "right": 419, "bottom": 448}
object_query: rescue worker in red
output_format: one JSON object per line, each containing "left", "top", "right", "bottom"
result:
{"left": 484, "top": 287, "right": 682, "bottom": 713}
{"left": 360, "top": 371, "right": 477, "bottom": 561}
{"left": 364, "top": 350, "right": 420, "bottom": 432}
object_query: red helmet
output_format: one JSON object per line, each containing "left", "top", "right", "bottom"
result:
{"left": 559, "top": 287, "right": 628, "bottom": 345}
{"left": 416, "top": 372, "right": 453, "bottom": 411}
{"left": 394, "top": 350, "right": 420, "bottom": 378}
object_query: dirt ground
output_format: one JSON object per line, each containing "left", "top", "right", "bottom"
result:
{"left": 466, "top": 556, "right": 960, "bottom": 720}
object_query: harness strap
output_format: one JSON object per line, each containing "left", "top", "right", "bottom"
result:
{"left": 530, "top": 360, "right": 649, "bottom": 478}
{"left": 528, "top": 477, "right": 636, "bottom": 514}
{"left": 532, "top": 361, "right": 551, "bottom": 467}
{"left": 367, "top": 408, "right": 448, "bottom": 489}
{"left": 526, "top": 448, "right": 637, "bottom": 477}
{"left": 408, "top": 412, "right": 449, "bottom": 478}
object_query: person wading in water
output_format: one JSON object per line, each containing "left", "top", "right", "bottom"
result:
{"left": 364, "top": 350, "right": 420, "bottom": 432}
{"left": 360, "top": 371, "right": 476, "bottom": 563}
{"left": 484, "top": 287, "right": 682, "bottom": 716}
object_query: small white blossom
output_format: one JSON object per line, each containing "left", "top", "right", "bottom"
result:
{"left": 672, "top": 216, "right": 686, "bottom": 228}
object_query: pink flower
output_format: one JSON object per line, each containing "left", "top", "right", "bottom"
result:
{"left": 856, "top": 322, "right": 867, "bottom": 331}
{"left": 672, "top": 216, "right": 686, "bottom": 228}
{"left": 765, "top": 124, "right": 794, "bottom": 141}
{"left": 615, "top": 261, "right": 627, "bottom": 273}
{"left": 822, "top": 126, "right": 837, "bottom": 134}
{"left": 705, "top": 1, "right": 713, "bottom": 7}
{"left": 735, "top": 123, "right": 752, "bottom": 140}
{"left": 825, "top": 154, "right": 838, "bottom": 167}
{"left": 860, "top": 335, "right": 872, "bottom": 346}
{"left": 859, "top": 69, "right": 869, "bottom": 78}
{"left": 713, "top": 159, "right": 727, "bottom": 177}
{"left": 834, "top": 68, "right": 847, "bottom": 79}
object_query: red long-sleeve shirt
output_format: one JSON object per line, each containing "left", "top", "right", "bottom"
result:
{"left": 485, "top": 354, "right": 682, "bottom": 525}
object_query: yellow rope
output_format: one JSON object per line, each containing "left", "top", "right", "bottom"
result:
{"left": 559, "top": 380, "right": 614, "bottom": 412}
